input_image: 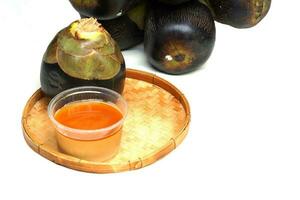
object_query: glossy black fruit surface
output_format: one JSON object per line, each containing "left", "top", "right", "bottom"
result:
{"left": 99, "top": 17, "right": 144, "bottom": 50}
{"left": 204, "top": 0, "right": 271, "bottom": 28}
{"left": 80, "top": 1, "right": 147, "bottom": 50}
{"left": 41, "top": 62, "right": 125, "bottom": 97}
{"left": 69, "top": 0, "right": 142, "bottom": 20}
{"left": 158, "top": 0, "right": 190, "bottom": 5}
{"left": 144, "top": 0, "right": 215, "bottom": 74}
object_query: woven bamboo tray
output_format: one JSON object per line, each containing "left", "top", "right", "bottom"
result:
{"left": 22, "top": 69, "right": 191, "bottom": 173}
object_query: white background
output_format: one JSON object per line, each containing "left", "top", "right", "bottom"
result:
{"left": 1, "top": 0, "right": 300, "bottom": 199}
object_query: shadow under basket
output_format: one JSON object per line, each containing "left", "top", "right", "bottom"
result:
{"left": 22, "top": 69, "right": 191, "bottom": 173}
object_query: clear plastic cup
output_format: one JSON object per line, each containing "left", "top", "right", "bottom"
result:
{"left": 48, "top": 86, "right": 127, "bottom": 162}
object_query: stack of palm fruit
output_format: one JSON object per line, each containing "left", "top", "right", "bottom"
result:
{"left": 40, "top": 0, "right": 271, "bottom": 97}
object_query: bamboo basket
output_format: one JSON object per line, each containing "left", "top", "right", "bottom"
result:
{"left": 22, "top": 69, "right": 191, "bottom": 173}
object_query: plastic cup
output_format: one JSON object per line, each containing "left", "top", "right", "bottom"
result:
{"left": 48, "top": 86, "right": 127, "bottom": 161}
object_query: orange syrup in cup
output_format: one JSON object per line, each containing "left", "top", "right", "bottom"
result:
{"left": 48, "top": 87, "right": 127, "bottom": 162}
